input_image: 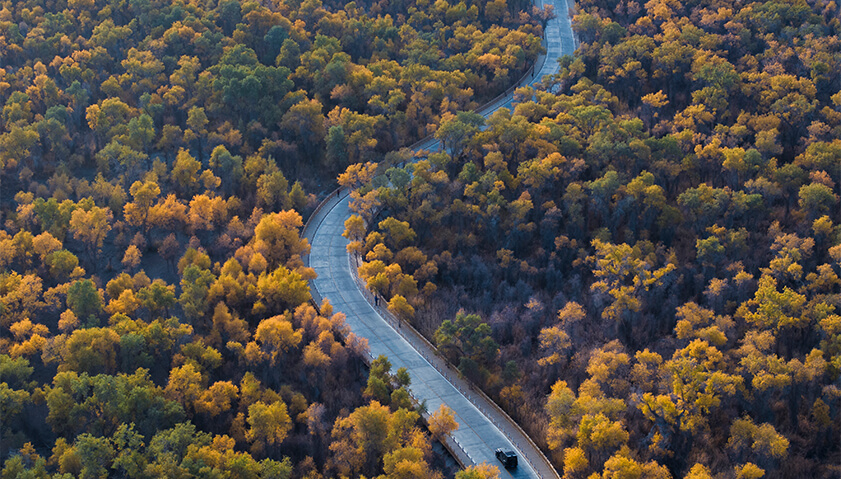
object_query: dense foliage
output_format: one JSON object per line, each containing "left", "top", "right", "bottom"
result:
{"left": 0, "top": 0, "right": 546, "bottom": 477}
{"left": 0, "top": 0, "right": 542, "bottom": 184}
{"left": 348, "top": 0, "right": 841, "bottom": 476}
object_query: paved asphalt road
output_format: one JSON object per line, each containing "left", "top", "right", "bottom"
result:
{"left": 303, "top": 1, "right": 576, "bottom": 477}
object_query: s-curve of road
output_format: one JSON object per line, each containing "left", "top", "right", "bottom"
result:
{"left": 303, "top": 2, "right": 576, "bottom": 478}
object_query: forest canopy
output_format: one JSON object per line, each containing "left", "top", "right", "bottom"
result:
{"left": 0, "top": 0, "right": 547, "bottom": 477}
{"left": 1, "top": 0, "right": 840, "bottom": 475}
{"left": 344, "top": 0, "right": 841, "bottom": 476}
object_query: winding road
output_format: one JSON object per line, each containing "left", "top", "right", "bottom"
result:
{"left": 302, "top": 1, "right": 576, "bottom": 478}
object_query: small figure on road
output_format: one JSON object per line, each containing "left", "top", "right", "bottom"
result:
{"left": 374, "top": 295, "right": 379, "bottom": 306}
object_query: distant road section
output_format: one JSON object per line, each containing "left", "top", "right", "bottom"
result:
{"left": 302, "top": 1, "right": 576, "bottom": 478}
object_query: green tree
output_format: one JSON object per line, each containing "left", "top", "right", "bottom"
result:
{"left": 209, "top": 145, "right": 244, "bottom": 194}
{"left": 179, "top": 265, "right": 216, "bottom": 321}
{"left": 257, "top": 171, "right": 290, "bottom": 211}
{"left": 435, "top": 111, "right": 485, "bottom": 157}
{"left": 46, "top": 370, "right": 183, "bottom": 438}
{"left": 126, "top": 114, "right": 155, "bottom": 152}
{"left": 74, "top": 433, "right": 115, "bottom": 479}
{"left": 0, "top": 384, "right": 30, "bottom": 437}
{"left": 325, "top": 125, "right": 348, "bottom": 168}
{"left": 136, "top": 280, "right": 176, "bottom": 319}
{"left": 434, "top": 311, "right": 499, "bottom": 377}
{"left": 798, "top": 182, "right": 837, "bottom": 219}
{"left": 110, "top": 423, "right": 147, "bottom": 478}
{"left": 280, "top": 98, "right": 326, "bottom": 158}
{"left": 365, "top": 355, "right": 393, "bottom": 404}
{"left": 67, "top": 279, "right": 103, "bottom": 326}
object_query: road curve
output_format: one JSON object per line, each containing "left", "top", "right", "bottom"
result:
{"left": 302, "top": 2, "right": 576, "bottom": 478}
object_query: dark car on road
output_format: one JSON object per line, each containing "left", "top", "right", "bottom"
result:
{"left": 495, "top": 448, "right": 518, "bottom": 468}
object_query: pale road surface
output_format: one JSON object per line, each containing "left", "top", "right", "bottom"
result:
{"left": 303, "top": 2, "right": 576, "bottom": 478}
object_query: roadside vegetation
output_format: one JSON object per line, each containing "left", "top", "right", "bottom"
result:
{"left": 347, "top": 0, "right": 841, "bottom": 476}
{"left": 0, "top": 0, "right": 543, "bottom": 477}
